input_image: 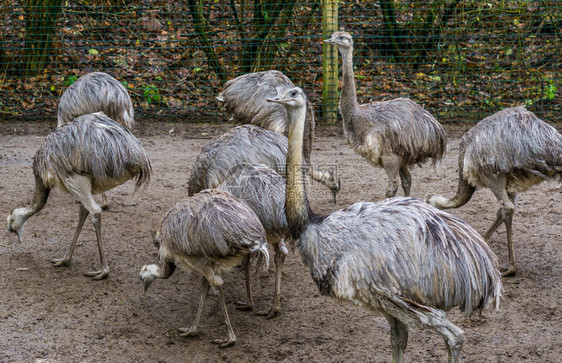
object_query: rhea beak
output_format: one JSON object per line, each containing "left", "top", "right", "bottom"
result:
{"left": 143, "top": 278, "right": 153, "bottom": 294}
{"left": 331, "top": 178, "right": 341, "bottom": 205}
{"left": 139, "top": 267, "right": 155, "bottom": 295}
{"left": 8, "top": 225, "right": 22, "bottom": 243}
{"left": 324, "top": 38, "right": 335, "bottom": 45}
{"left": 266, "top": 96, "right": 280, "bottom": 103}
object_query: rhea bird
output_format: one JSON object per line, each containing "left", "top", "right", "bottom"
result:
{"left": 426, "top": 107, "right": 562, "bottom": 277}
{"left": 7, "top": 112, "right": 151, "bottom": 280}
{"left": 139, "top": 189, "right": 270, "bottom": 347}
{"left": 217, "top": 70, "right": 340, "bottom": 196}
{"left": 267, "top": 87, "right": 501, "bottom": 363}
{"left": 324, "top": 31, "right": 447, "bottom": 198}
{"left": 57, "top": 71, "right": 136, "bottom": 209}
{"left": 57, "top": 72, "right": 134, "bottom": 130}
{"left": 217, "top": 164, "right": 289, "bottom": 318}
{"left": 188, "top": 124, "right": 339, "bottom": 202}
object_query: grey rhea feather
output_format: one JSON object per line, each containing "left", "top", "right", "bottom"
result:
{"left": 188, "top": 124, "right": 339, "bottom": 199}
{"left": 218, "top": 164, "right": 288, "bottom": 242}
{"left": 217, "top": 71, "right": 339, "bottom": 196}
{"left": 37, "top": 112, "right": 151, "bottom": 193}
{"left": 57, "top": 72, "right": 134, "bottom": 130}
{"left": 188, "top": 125, "right": 287, "bottom": 196}
{"left": 139, "top": 189, "right": 269, "bottom": 347}
{"left": 268, "top": 86, "right": 501, "bottom": 363}
{"left": 217, "top": 164, "right": 289, "bottom": 318}
{"left": 218, "top": 70, "right": 315, "bottom": 159}
{"left": 325, "top": 31, "right": 447, "bottom": 198}
{"left": 426, "top": 106, "right": 562, "bottom": 276}
{"left": 7, "top": 112, "right": 151, "bottom": 280}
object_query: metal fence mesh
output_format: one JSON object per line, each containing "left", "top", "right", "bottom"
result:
{"left": 1, "top": 0, "right": 560, "bottom": 123}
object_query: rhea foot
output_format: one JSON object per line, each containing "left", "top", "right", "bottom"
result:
{"left": 179, "top": 327, "right": 199, "bottom": 337}
{"left": 500, "top": 266, "right": 517, "bottom": 277}
{"left": 51, "top": 257, "right": 71, "bottom": 267}
{"left": 256, "top": 307, "right": 280, "bottom": 319}
{"left": 235, "top": 301, "right": 253, "bottom": 311}
{"left": 212, "top": 338, "right": 236, "bottom": 348}
{"left": 83, "top": 267, "right": 109, "bottom": 280}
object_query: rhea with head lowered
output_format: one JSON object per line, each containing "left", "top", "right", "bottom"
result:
{"left": 325, "top": 31, "right": 447, "bottom": 198}
{"left": 58, "top": 71, "right": 136, "bottom": 209}
{"left": 139, "top": 189, "right": 269, "bottom": 347}
{"left": 217, "top": 164, "right": 289, "bottom": 318}
{"left": 426, "top": 107, "right": 562, "bottom": 276}
{"left": 217, "top": 70, "right": 340, "bottom": 198}
{"left": 268, "top": 87, "right": 501, "bottom": 363}
{"left": 7, "top": 112, "right": 151, "bottom": 279}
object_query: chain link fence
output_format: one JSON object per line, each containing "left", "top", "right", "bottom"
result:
{"left": 1, "top": 1, "right": 560, "bottom": 123}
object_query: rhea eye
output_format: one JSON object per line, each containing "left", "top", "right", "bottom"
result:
{"left": 290, "top": 91, "right": 297, "bottom": 97}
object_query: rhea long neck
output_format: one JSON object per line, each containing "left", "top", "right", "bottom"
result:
{"left": 338, "top": 46, "right": 359, "bottom": 118}
{"left": 285, "top": 105, "right": 311, "bottom": 239}
{"left": 156, "top": 261, "right": 177, "bottom": 279}
{"left": 19, "top": 173, "right": 50, "bottom": 222}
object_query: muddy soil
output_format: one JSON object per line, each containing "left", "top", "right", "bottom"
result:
{"left": 1, "top": 120, "right": 561, "bottom": 362}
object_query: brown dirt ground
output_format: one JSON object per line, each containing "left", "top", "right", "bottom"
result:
{"left": 1, "top": 120, "right": 561, "bottom": 363}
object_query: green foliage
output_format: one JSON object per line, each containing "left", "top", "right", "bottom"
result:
{"left": 64, "top": 75, "right": 78, "bottom": 87}
{"left": 544, "top": 81, "right": 557, "bottom": 100}
{"left": 142, "top": 84, "right": 161, "bottom": 104}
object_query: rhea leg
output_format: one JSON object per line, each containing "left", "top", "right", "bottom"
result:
{"left": 83, "top": 213, "right": 110, "bottom": 280}
{"left": 100, "top": 192, "right": 110, "bottom": 211}
{"left": 434, "top": 319, "right": 465, "bottom": 363}
{"left": 502, "top": 194, "right": 517, "bottom": 276}
{"left": 399, "top": 166, "right": 412, "bottom": 197}
{"left": 381, "top": 299, "right": 464, "bottom": 363}
{"left": 52, "top": 204, "right": 89, "bottom": 267}
{"left": 258, "top": 243, "right": 287, "bottom": 319}
{"left": 179, "top": 277, "right": 210, "bottom": 337}
{"left": 269, "top": 248, "right": 286, "bottom": 318}
{"left": 63, "top": 175, "right": 107, "bottom": 279}
{"left": 483, "top": 175, "right": 518, "bottom": 276}
{"left": 483, "top": 208, "right": 504, "bottom": 240}
{"left": 236, "top": 255, "right": 254, "bottom": 311}
{"left": 212, "top": 285, "right": 236, "bottom": 348}
{"left": 381, "top": 155, "right": 401, "bottom": 198}
{"left": 384, "top": 314, "right": 409, "bottom": 363}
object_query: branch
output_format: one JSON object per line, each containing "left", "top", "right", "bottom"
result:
{"left": 187, "top": 0, "right": 227, "bottom": 83}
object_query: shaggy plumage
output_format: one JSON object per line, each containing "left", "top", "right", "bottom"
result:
{"left": 57, "top": 72, "right": 134, "bottom": 130}
{"left": 7, "top": 112, "right": 151, "bottom": 279}
{"left": 188, "top": 125, "right": 287, "bottom": 196}
{"left": 325, "top": 31, "right": 447, "bottom": 198}
{"left": 188, "top": 125, "right": 339, "bottom": 199}
{"left": 218, "top": 70, "right": 315, "bottom": 158}
{"left": 139, "top": 189, "right": 269, "bottom": 347}
{"left": 426, "top": 106, "right": 562, "bottom": 276}
{"left": 268, "top": 86, "right": 501, "bottom": 363}
{"left": 218, "top": 164, "right": 289, "bottom": 318}
{"left": 217, "top": 71, "right": 339, "bottom": 196}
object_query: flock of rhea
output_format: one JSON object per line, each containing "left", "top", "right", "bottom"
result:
{"left": 6, "top": 31, "right": 561, "bottom": 362}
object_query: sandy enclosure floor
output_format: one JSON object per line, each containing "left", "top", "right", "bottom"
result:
{"left": 0, "top": 120, "right": 561, "bottom": 362}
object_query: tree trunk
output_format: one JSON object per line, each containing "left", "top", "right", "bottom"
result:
{"left": 379, "top": 0, "right": 403, "bottom": 60}
{"left": 414, "top": 0, "right": 460, "bottom": 67}
{"left": 187, "top": 0, "right": 227, "bottom": 83}
{"left": 240, "top": 0, "right": 295, "bottom": 73}
{"left": 22, "top": 0, "right": 63, "bottom": 76}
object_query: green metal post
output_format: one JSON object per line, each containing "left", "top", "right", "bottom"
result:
{"left": 322, "top": 0, "right": 339, "bottom": 125}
